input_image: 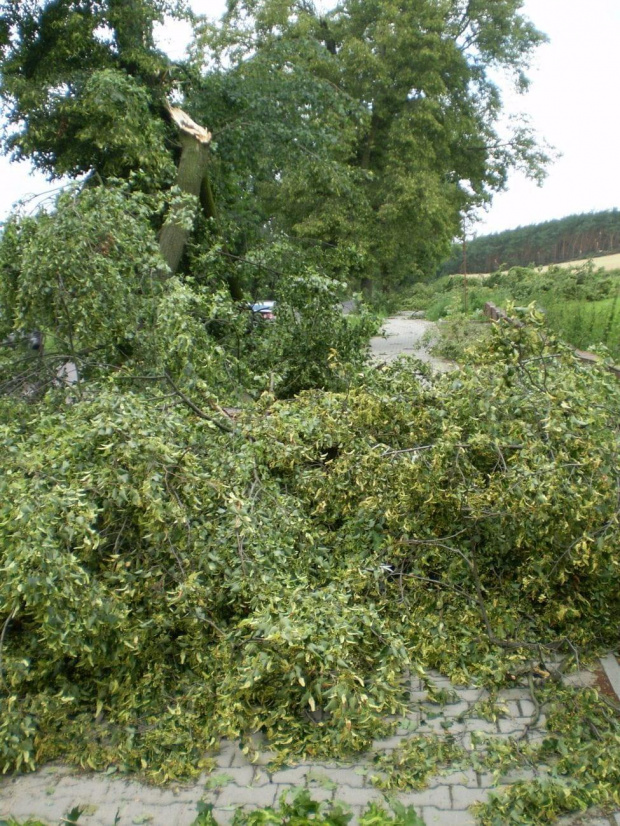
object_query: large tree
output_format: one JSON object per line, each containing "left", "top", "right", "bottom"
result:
{"left": 0, "top": 0, "right": 213, "bottom": 279}
{"left": 0, "top": 0, "right": 249, "bottom": 286}
{"left": 0, "top": 1, "right": 361, "bottom": 293}
{"left": 199, "top": 0, "right": 550, "bottom": 290}
{"left": 0, "top": 0, "right": 178, "bottom": 178}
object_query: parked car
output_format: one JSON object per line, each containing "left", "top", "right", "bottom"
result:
{"left": 250, "top": 300, "right": 276, "bottom": 320}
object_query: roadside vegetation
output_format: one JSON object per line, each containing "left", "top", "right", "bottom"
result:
{"left": 401, "top": 263, "right": 620, "bottom": 362}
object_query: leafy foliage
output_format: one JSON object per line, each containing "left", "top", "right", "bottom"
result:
{"left": 1, "top": 305, "right": 619, "bottom": 788}
{"left": 253, "top": 269, "right": 378, "bottom": 396}
{"left": 402, "top": 264, "right": 620, "bottom": 360}
{"left": 472, "top": 686, "right": 620, "bottom": 824}
{"left": 1, "top": 792, "right": 425, "bottom": 826}
{"left": 0, "top": 5, "right": 617, "bottom": 824}
{"left": 202, "top": 0, "right": 550, "bottom": 291}
{"left": 0, "top": 185, "right": 164, "bottom": 356}
{"left": 1, "top": 0, "right": 551, "bottom": 291}
{"left": 371, "top": 735, "right": 465, "bottom": 791}
{"left": 0, "top": 187, "right": 376, "bottom": 402}
{"left": 0, "top": 0, "right": 180, "bottom": 180}
{"left": 220, "top": 792, "right": 425, "bottom": 826}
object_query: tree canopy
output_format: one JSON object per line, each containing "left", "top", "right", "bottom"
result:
{"left": 0, "top": 0, "right": 180, "bottom": 177}
{"left": 193, "top": 0, "right": 551, "bottom": 289}
{"left": 1, "top": 0, "right": 551, "bottom": 291}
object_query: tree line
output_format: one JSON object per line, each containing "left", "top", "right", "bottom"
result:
{"left": 440, "top": 209, "right": 620, "bottom": 275}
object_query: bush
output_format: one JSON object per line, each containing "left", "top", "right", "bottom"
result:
{"left": 410, "top": 265, "right": 620, "bottom": 359}
{"left": 426, "top": 313, "right": 491, "bottom": 361}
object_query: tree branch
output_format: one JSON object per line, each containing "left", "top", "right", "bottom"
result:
{"left": 163, "top": 371, "right": 235, "bottom": 433}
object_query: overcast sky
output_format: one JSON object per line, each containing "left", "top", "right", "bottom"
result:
{"left": 1, "top": 0, "right": 618, "bottom": 238}
{"left": 476, "top": 0, "right": 620, "bottom": 235}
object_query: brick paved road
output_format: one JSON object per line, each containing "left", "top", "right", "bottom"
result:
{"left": 2, "top": 669, "right": 619, "bottom": 826}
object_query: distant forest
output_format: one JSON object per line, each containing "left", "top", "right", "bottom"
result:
{"left": 440, "top": 209, "right": 620, "bottom": 274}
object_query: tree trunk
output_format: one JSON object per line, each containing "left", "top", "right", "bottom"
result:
{"left": 199, "top": 165, "right": 244, "bottom": 301}
{"left": 159, "top": 106, "right": 212, "bottom": 276}
{"left": 158, "top": 105, "right": 244, "bottom": 301}
{"left": 361, "top": 276, "right": 374, "bottom": 297}
{"left": 361, "top": 111, "right": 380, "bottom": 170}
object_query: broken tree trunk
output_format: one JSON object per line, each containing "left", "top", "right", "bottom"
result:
{"left": 158, "top": 104, "right": 244, "bottom": 301}
{"left": 159, "top": 105, "right": 213, "bottom": 275}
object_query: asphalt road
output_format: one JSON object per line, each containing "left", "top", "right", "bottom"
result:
{"left": 370, "top": 313, "right": 455, "bottom": 372}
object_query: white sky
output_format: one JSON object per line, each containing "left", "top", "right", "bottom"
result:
{"left": 1, "top": 0, "right": 618, "bottom": 238}
{"left": 475, "top": 0, "right": 620, "bottom": 235}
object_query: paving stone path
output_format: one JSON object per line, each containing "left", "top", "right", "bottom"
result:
{"left": 2, "top": 667, "right": 620, "bottom": 826}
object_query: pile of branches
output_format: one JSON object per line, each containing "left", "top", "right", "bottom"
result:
{"left": 1, "top": 311, "right": 619, "bottom": 784}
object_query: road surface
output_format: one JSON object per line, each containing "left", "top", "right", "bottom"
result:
{"left": 370, "top": 313, "right": 455, "bottom": 372}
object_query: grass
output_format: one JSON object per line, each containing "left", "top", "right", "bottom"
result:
{"left": 543, "top": 293, "right": 620, "bottom": 358}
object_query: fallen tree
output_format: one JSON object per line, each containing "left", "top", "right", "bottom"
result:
{"left": 1, "top": 310, "right": 618, "bottom": 786}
